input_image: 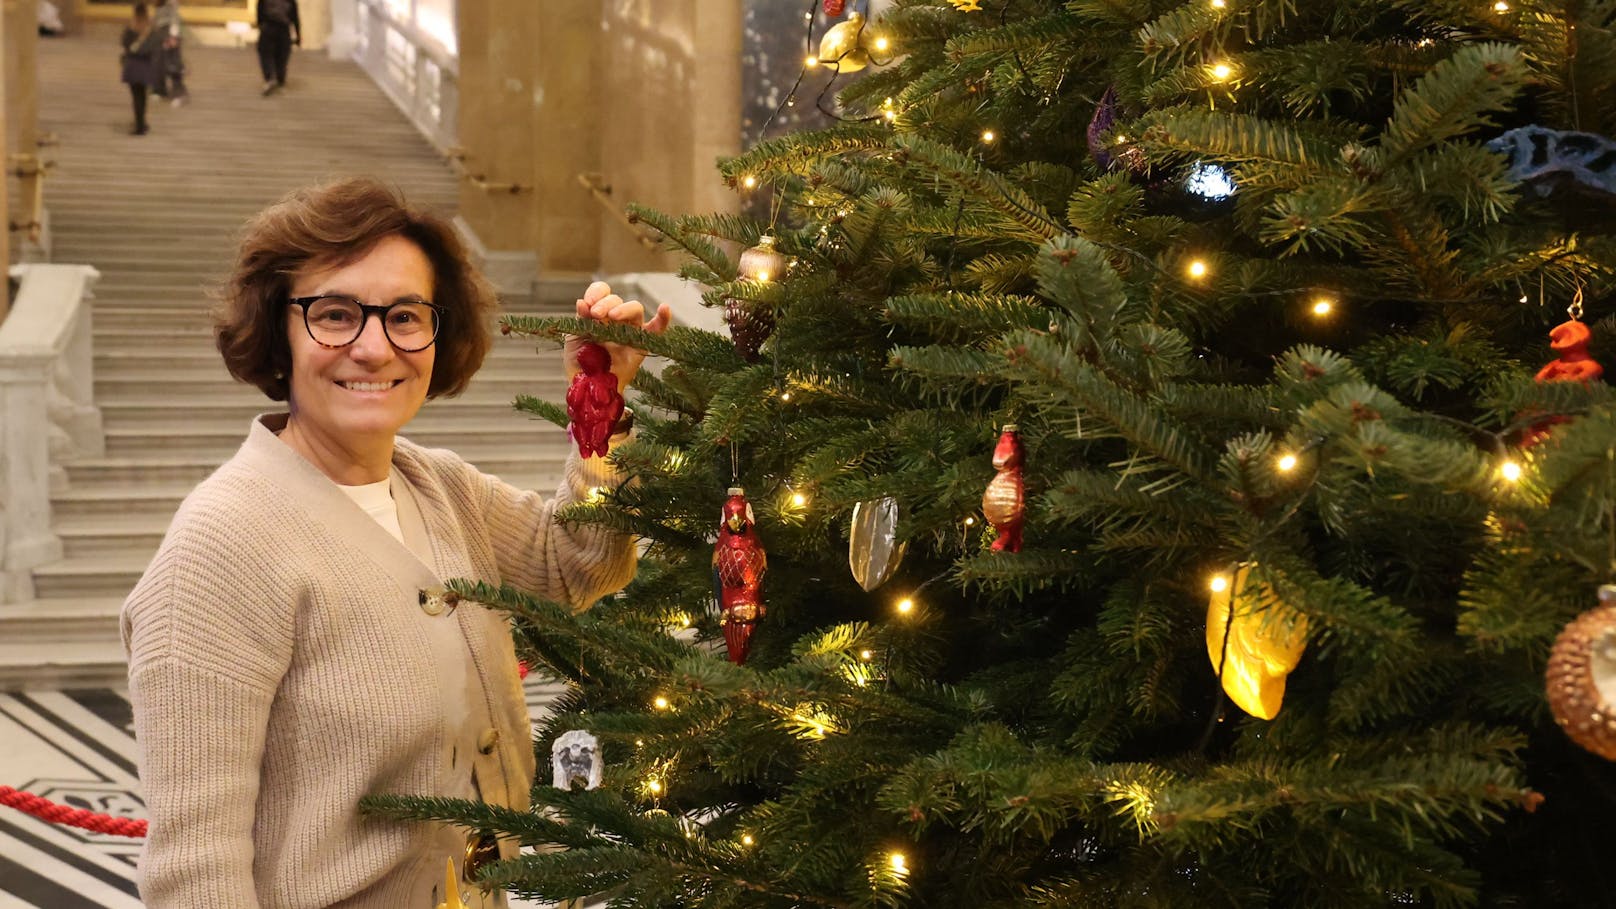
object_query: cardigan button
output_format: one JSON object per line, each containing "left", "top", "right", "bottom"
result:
{"left": 477, "top": 728, "right": 500, "bottom": 755}
{"left": 419, "top": 587, "right": 446, "bottom": 616}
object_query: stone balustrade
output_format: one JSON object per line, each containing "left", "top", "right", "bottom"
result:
{"left": 351, "top": 0, "right": 459, "bottom": 153}
{"left": 0, "top": 264, "right": 102, "bottom": 603}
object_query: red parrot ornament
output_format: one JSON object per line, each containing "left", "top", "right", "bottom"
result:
{"left": 566, "top": 341, "right": 624, "bottom": 459}
{"left": 712, "top": 487, "right": 768, "bottom": 664}
{"left": 1522, "top": 320, "right": 1603, "bottom": 447}
{"left": 981, "top": 424, "right": 1025, "bottom": 552}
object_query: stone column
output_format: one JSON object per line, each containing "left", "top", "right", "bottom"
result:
{"left": 454, "top": 0, "right": 601, "bottom": 289}
{"left": 5, "top": 0, "right": 44, "bottom": 266}
{"left": 327, "top": 0, "right": 358, "bottom": 58}
{"left": 598, "top": 0, "right": 741, "bottom": 272}
{"left": 0, "top": 0, "right": 10, "bottom": 322}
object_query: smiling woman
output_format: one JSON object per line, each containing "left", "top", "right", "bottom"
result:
{"left": 119, "top": 177, "right": 671, "bottom": 908}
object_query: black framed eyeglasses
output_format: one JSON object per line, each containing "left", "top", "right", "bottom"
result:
{"left": 288, "top": 294, "right": 444, "bottom": 353}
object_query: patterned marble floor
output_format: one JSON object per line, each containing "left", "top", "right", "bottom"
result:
{"left": 0, "top": 682, "right": 575, "bottom": 908}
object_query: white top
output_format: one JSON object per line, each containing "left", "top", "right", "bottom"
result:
{"left": 337, "top": 475, "right": 404, "bottom": 542}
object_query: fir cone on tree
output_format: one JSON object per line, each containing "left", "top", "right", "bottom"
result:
{"left": 725, "top": 298, "right": 775, "bottom": 363}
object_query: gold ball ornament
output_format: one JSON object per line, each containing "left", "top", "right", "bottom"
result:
{"left": 1206, "top": 564, "right": 1309, "bottom": 720}
{"left": 818, "top": 12, "right": 871, "bottom": 73}
{"left": 1546, "top": 586, "right": 1616, "bottom": 761}
{"left": 738, "top": 235, "right": 787, "bottom": 283}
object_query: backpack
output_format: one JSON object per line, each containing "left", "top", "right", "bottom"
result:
{"left": 260, "top": 0, "right": 291, "bottom": 26}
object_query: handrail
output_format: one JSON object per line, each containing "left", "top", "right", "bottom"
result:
{"left": 577, "top": 173, "right": 662, "bottom": 251}
{"left": 7, "top": 153, "right": 51, "bottom": 246}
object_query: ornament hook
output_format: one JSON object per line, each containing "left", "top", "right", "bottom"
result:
{"left": 1569, "top": 284, "right": 1585, "bottom": 321}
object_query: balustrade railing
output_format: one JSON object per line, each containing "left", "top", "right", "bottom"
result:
{"left": 351, "top": 0, "right": 458, "bottom": 152}
{"left": 0, "top": 264, "right": 102, "bottom": 603}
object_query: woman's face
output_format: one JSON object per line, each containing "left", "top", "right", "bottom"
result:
{"left": 284, "top": 234, "right": 437, "bottom": 447}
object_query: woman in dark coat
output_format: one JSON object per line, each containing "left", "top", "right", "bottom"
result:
{"left": 120, "top": 3, "right": 162, "bottom": 135}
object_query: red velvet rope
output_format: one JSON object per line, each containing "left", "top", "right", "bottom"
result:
{"left": 0, "top": 785, "right": 148, "bottom": 838}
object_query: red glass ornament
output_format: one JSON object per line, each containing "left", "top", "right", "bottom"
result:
{"left": 713, "top": 487, "right": 768, "bottom": 664}
{"left": 566, "top": 341, "right": 624, "bottom": 458}
{"left": 824, "top": 0, "right": 846, "bottom": 17}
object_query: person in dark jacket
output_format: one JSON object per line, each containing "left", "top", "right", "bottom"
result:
{"left": 256, "top": 0, "right": 300, "bottom": 96}
{"left": 120, "top": 3, "right": 162, "bottom": 135}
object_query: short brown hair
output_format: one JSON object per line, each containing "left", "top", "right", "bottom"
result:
{"left": 214, "top": 177, "right": 496, "bottom": 401}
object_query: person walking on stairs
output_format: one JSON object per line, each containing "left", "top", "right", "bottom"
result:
{"left": 119, "top": 2, "right": 162, "bottom": 135}
{"left": 256, "top": 0, "right": 299, "bottom": 95}
{"left": 153, "top": 0, "right": 189, "bottom": 106}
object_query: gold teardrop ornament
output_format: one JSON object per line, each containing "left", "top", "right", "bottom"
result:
{"left": 1206, "top": 565, "right": 1309, "bottom": 720}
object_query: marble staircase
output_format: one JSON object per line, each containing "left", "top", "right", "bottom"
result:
{"left": 0, "top": 28, "right": 578, "bottom": 689}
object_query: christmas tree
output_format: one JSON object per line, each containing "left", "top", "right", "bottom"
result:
{"left": 371, "top": 1, "right": 1616, "bottom": 904}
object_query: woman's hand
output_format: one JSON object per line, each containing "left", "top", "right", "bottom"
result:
{"left": 565, "top": 281, "right": 673, "bottom": 393}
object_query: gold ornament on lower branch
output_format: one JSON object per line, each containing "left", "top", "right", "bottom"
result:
{"left": 1205, "top": 564, "right": 1309, "bottom": 720}
{"left": 1546, "top": 585, "right": 1616, "bottom": 761}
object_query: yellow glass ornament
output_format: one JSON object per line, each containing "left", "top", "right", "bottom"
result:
{"left": 818, "top": 12, "right": 871, "bottom": 72}
{"left": 436, "top": 858, "right": 470, "bottom": 909}
{"left": 1205, "top": 565, "right": 1308, "bottom": 720}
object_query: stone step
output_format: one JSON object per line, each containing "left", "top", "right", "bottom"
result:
{"left": 0, "top": 596, "right": 124, "bottom": 646}
{"left": 56, "top": 518, "right": 171, "bottom": 560}
{"left": 33, "top": 557, "right": 152, "bottom": 599}
{"left": 52, "top": 485, "right": 194, "bottom": 518}
{"left": 0, "top": 637, "right": 128, "bottom": 690}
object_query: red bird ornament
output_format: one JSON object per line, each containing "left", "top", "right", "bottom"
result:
{"left": 713, "top": 487, "right": 768, "bottom": 664}
{"left": 566, "top": 341, "right": 624, "bottom": 459}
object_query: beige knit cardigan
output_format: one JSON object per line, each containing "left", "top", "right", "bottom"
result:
{"left": 121, "top": 414, "right": 636, "bottom": 908}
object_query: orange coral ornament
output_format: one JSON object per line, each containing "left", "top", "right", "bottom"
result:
{"left": 1522, "top": 319, "right": 1603, "bottom": 447}
{"left": 1206, "top": 565, "right": 1309, "bottom": 720}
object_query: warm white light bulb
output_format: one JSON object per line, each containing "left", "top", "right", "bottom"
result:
{"left": 791, "top": 492, "right": 807, "bottom": 508}
{"left": 897, "top": 598, "right": 915, "bottom": 614}
{"left": 1211, "top": 0, "right": 1226, "bottom": 7}
{"left": 780, "top": 391, "right": 792, "bottom": 402}
{"left": 1311, "top": 297, "right": 1334, "bottom": 317}
{"left": 647, "top": 778, "right": 663, "bottom": 793}
{"left": 1187, "top": 259, "right": 1209, "bottom": 279}
{"left": 742, "top": 834, "right": 755, "bottom": 846}
{"left": 1500, "top": 460, "right": 1523, "bottom": 482}
{"left": 873, "top": 36, "right": 890, "bottom": 51}
{"left": 1209, "top": 574, "right": 1230, "bottom": 593}
{"left": 653, "top": 696, "right": 670, "bottom": 710}
{"left": 981, "top": 129, "right": 996, "bottom": 143}
{"left": 889, "top": 852, "right": 908, "bottom": 874}
{"left": 742, "top": 175, "right": 758, "bottom": 189}
{"left": 860, "top": 649, "right": 874, "bottom": 661}
{"left": 964, "top": 516, "right": 976, "bottom": 526}
{"left": 1493, "top": 0, "right": 1509, "bottom": 11}
{"left": 1277, "top": 454, "right": 1298, "bottom": 472}
{"left": 1211, "top": 62, "right": 1234, "bottom": 81}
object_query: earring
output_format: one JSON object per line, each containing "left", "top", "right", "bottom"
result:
{"left": 273, "top": 370, "right": 285, "bottom": 379}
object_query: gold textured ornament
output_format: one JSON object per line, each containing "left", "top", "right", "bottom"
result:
{"left": 818, "top": 12, "right": 871, "bottom": 72}
{"left": 1546, "top": 585, "right": 1616, "bottom": 761}
{"left": 1205, "top": 564, "right": 1309, "bottom": 720}
{"left": 946, "top": 0, "right": 984, "bottom": 9}
{"left": 738, "top": 235, "right": 787, "bottom": 283}
{"left": 849, "top": 497, "right": 907, "bottom": 591}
